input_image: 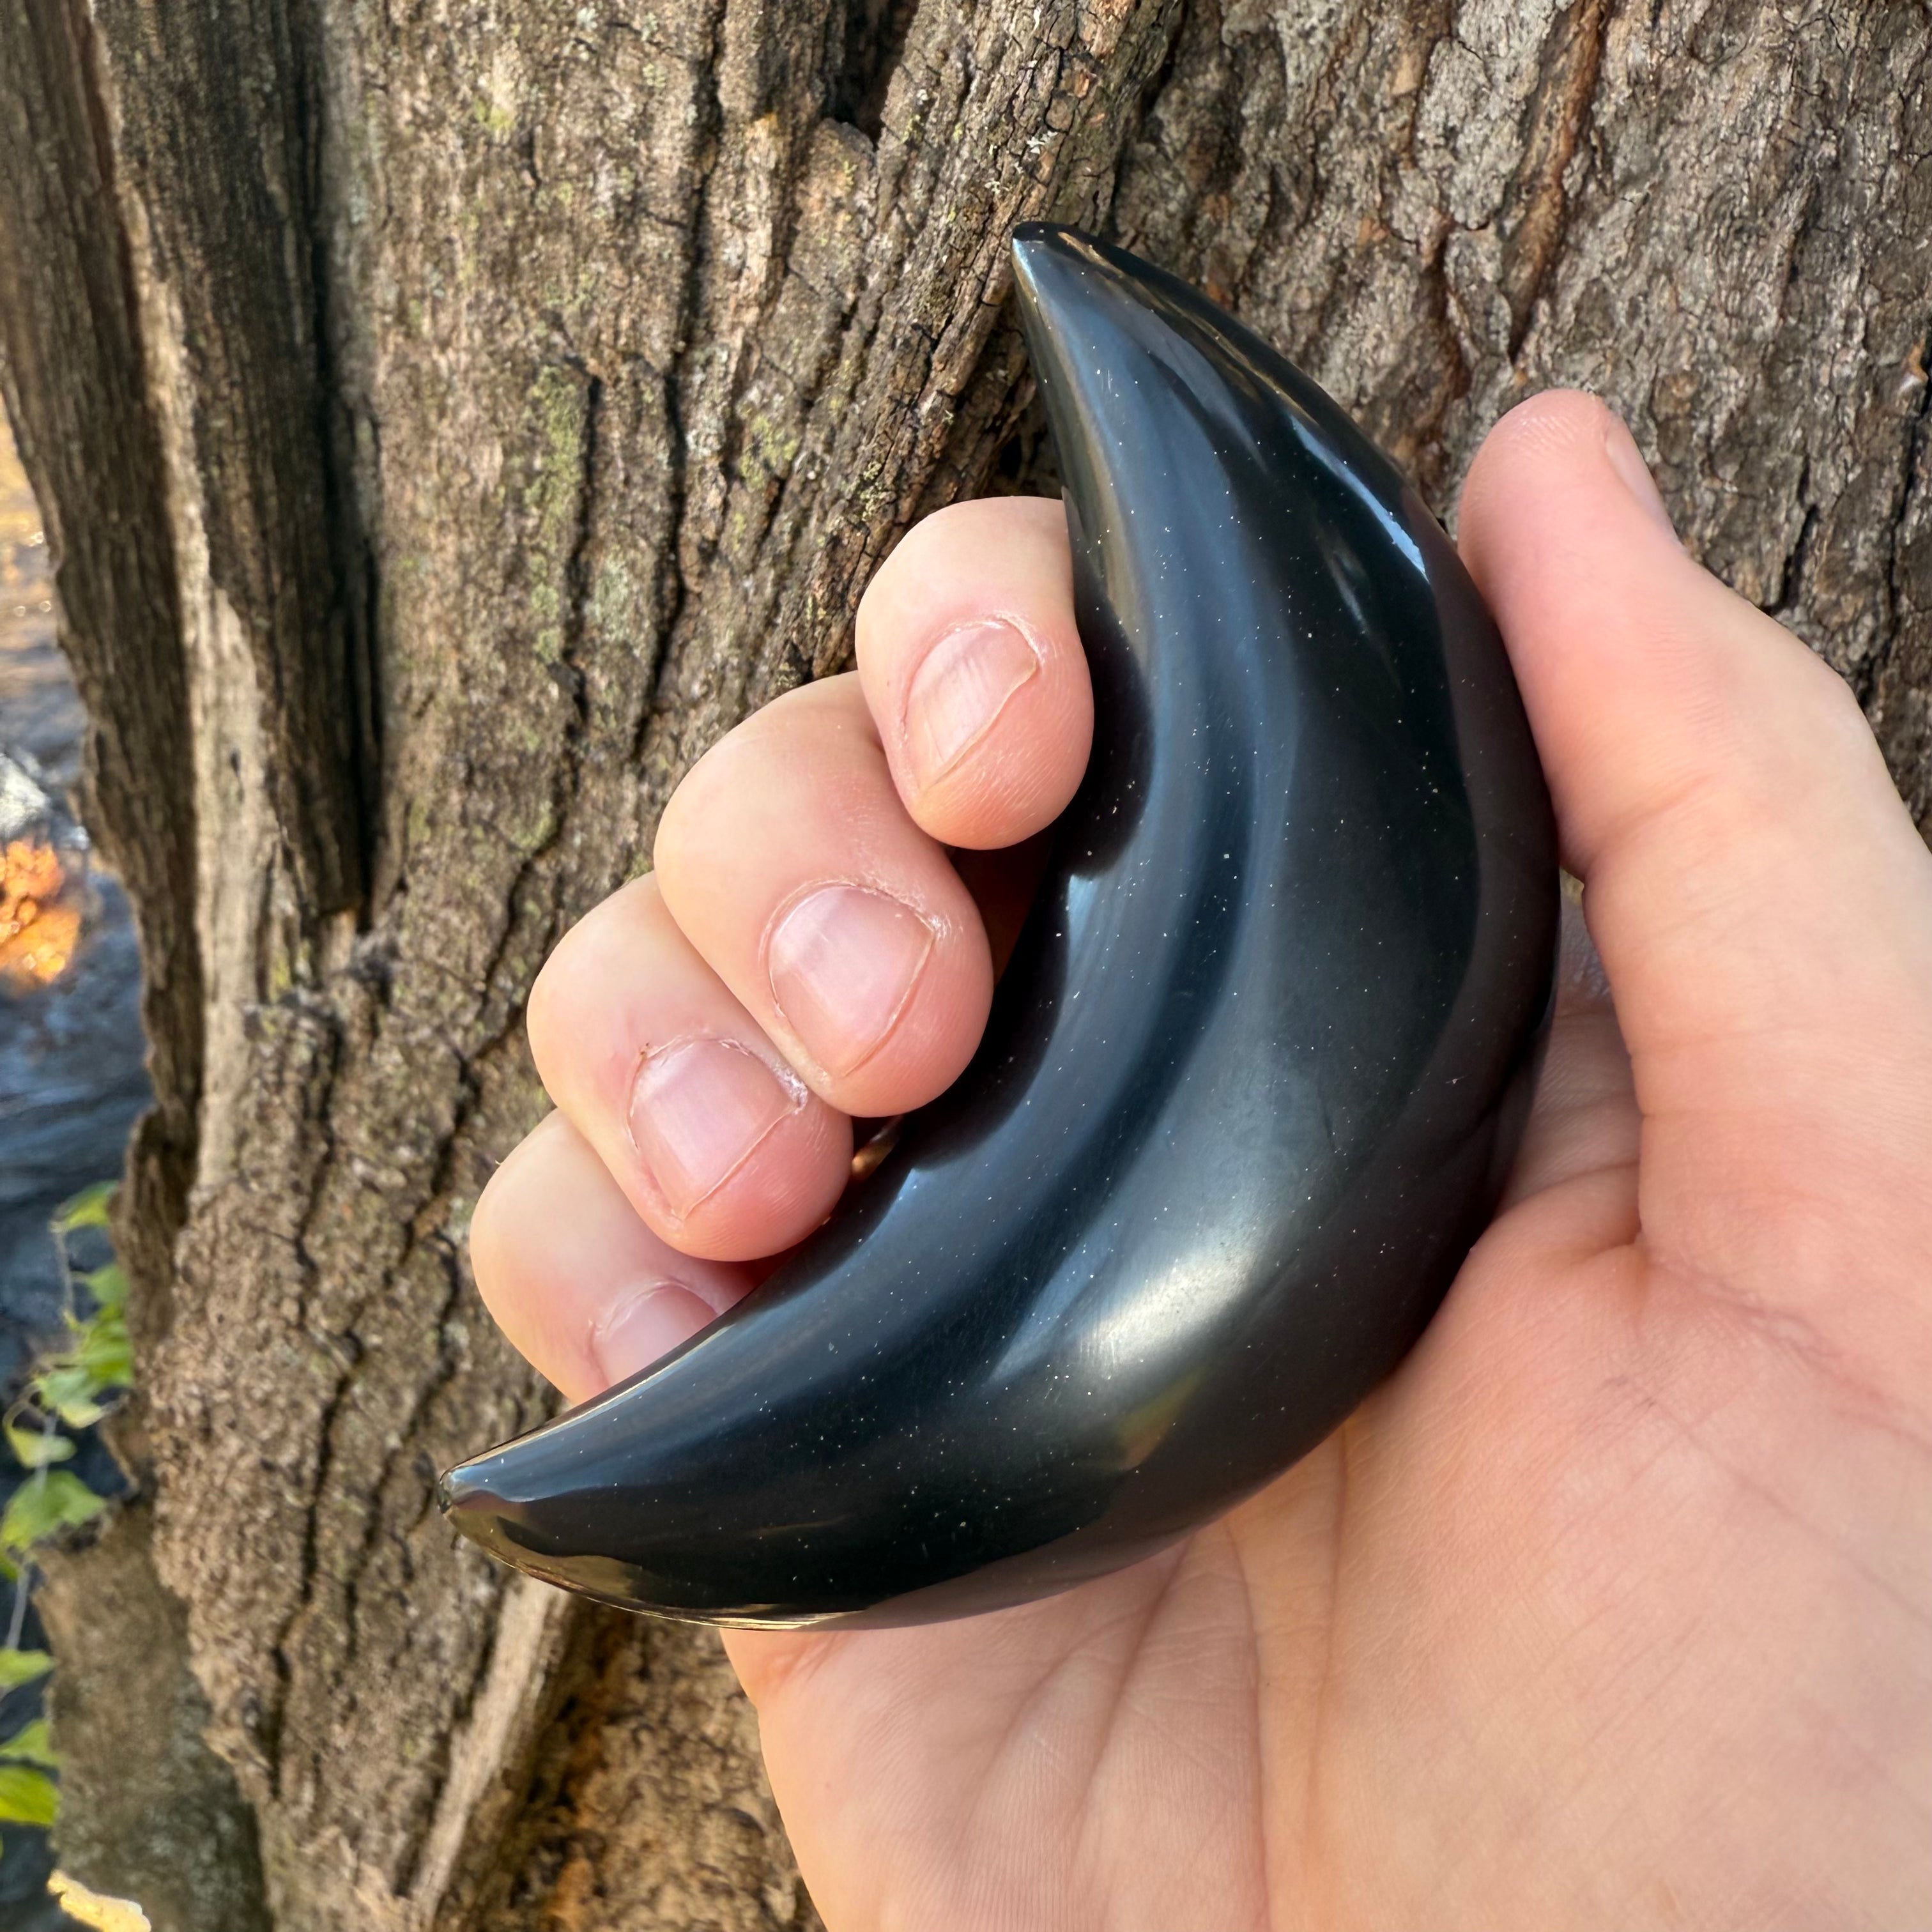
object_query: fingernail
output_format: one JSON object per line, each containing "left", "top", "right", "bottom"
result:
{"left": 903, "top": 618, "right": 1040, "bottom": 790}
{"left": 768, "top": 884, "right": 935, "bottom": 1077}
{"left": 591, "top": 1282, "right": 717, "bottom": 1384}
{"left": 627, "top": 1037, "right": 800, "bottom": 1218}
{"left": 1603, "top": 417, "right": 1678, "bottom": 538}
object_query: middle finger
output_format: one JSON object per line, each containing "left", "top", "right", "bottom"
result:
{"left": 654, "top": 674, "right": 995, "bottom": 1119}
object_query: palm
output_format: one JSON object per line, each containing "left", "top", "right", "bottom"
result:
{"left": 730, "top": 914, "right": 1928, "bottom": 1929}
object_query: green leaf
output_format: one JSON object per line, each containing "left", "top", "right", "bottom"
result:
{"left": 29, "top": 1365, "right": 105, "bottom": 1430}
{"left": 82, "top": 1262, "right": 128, "bottom": 1311}
{"left": 0, "top": 1471, "right": 107, "bottom": 1558}
{"left": 0, "top": 1762, "right": 59, "bottom": 1825}
{"left": 0, "top": 1649, "right": 53, "bottom": 1689}
{"left": 51, "top": 1182, "right": 114, "bottom": 1236}
{"left": 3, "top": 1421, "right": 75, "bottom": 1469}
{"left": 0, "top": 1718, "right": 57, "bottom": 1767}
{"left": 73, "top": 1313, "right": 132, "bottom": 1391}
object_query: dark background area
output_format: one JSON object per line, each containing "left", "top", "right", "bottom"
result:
{"left": 1, "top": 411, "right": 149, "bottom": 1925}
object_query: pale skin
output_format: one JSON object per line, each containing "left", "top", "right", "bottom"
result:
{"left": 470, "top": 390, "right": 1932, "bottom": 1930}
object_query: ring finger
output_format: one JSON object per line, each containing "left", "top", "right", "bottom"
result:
{"left": 526, "top": 873, "right": 852, "bottom": 1262}
{"left": 470, "top": 1108, "right": 762, "bottom": 1402}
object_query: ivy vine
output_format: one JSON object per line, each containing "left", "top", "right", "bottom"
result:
{"left": 0, "top": 1182, "right": 129, "bottom": 1825}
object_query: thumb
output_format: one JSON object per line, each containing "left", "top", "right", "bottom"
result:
{"left": 1457, "top": 391, "right": 1932, "bottom": 1381}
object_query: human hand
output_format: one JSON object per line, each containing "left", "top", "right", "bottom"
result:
{"left": 470, "top": 390, "right": 1932, "bottom": 1929}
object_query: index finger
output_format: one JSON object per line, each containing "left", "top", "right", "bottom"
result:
{"left": 855, "top": 496, "right": 1092, "bottom": 850}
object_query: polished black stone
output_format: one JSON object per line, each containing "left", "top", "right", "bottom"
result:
{"left": 439, "top": 226, "right": 1560, "bottom": 1628}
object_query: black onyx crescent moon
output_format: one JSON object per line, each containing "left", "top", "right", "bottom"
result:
{"left": 438, "top": 226, "right": 1560, "bottom": 1629}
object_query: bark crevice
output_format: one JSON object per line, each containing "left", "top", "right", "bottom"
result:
{"left": 1872, "top": 328, "right": 1932, "bottom": 709}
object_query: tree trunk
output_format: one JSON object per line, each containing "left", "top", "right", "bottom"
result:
{"left": 1, "top": 0, "right": 1928, "bottom": 1924}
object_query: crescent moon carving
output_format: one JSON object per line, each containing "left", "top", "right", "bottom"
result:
{"left": 438, "top": 226, "right": 1560, "bottom": 1629}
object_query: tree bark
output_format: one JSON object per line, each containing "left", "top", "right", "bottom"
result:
{"left": 1, "top": 0, "right": 1928, "bottom": 1926}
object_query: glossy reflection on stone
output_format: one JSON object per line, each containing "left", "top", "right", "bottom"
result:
{"left": 440, "top": 226, "right": 1560, "bottom": 1629}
